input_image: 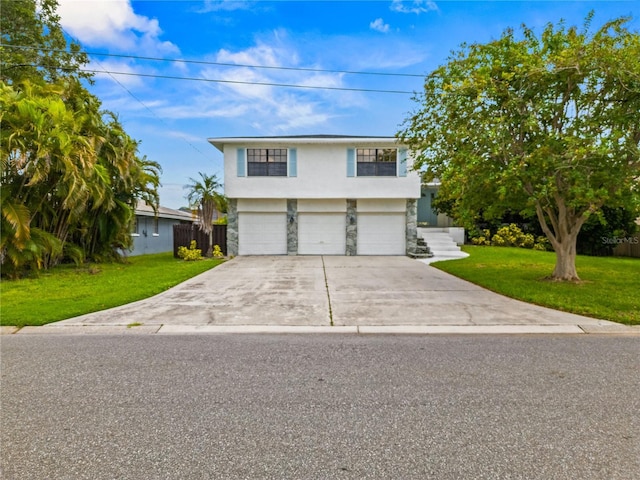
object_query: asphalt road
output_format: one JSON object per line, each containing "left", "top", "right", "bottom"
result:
{"left": 1, "top": 334, "right": 639, "bottom": 480}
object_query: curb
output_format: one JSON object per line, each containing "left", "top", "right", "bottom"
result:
{"left": 3, "top": 324, "right": 640, "bottom": 336}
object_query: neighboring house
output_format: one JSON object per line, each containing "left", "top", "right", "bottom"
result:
{"left": 208, "top": 135, "right": 422, "bottom": 256}
{"left": 130, "top": 202, "right": 195, "bottom": 256}
{"left": 418, "top": 182, "right": 456, "bottom": 228}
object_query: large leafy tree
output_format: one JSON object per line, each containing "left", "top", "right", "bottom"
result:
{"left": 1, "top": 1, "right": 160, "bottom": 276}
{"left": 398, "top": 14, "right": 640, "bottom": 281}
{"left": 0, "top": 0, "right": 89, "bottom": 83}
{"left": 185, "top": 172, "right": 225, "bottom": 257}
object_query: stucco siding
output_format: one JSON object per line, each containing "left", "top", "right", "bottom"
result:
{"left": 224, "top": 143, "right": 421, "bottom": 200}
{"left": 357, "top": 198, "right": 407, "bottom": 213}
{"left": 237, "top": 198, "right": 287, "bottom": 212}
{"left": 297, "top": 199, "right": 347, "bottom": 213}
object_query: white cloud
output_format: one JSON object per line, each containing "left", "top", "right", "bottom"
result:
{"left": 370, "top": 18, "right": 390, "bottom": 33}
{"left": 197, "top": 0, "right": 255, "bottom": 13}
{"left": 390, "top": 0, "right": 438, "bottom": 14}
{"left": 56, "top": 0, "right": 178, "bottom": 54}
{"left": 157, "top": 102, "right": 250, "bottom": 120}
{"left": 145, "top": 35, "right": 358, "bottom": 133}
{"left": 86, "top": 28, "right": 387, "bottom": 137}
{"left": 313, "top": 35, "right": 429, "bottom": 72}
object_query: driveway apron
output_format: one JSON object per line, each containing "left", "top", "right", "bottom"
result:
{"left": 54, "top": 255, "right": 613, "bottom": 328}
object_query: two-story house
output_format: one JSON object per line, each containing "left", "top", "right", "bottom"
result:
{"left": 208, "top": 135, "right": 421, "bottom": 256}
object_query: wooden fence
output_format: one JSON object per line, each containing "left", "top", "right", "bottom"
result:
{"left": 613, "top": 238, "right": 640, "bottom": 258}
{"left": 173, "top": 224, "right": 227, "bottom": 257}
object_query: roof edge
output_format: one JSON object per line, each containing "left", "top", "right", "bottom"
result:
{"left": 208, "top": 135, "right": 400, "bottom": 152}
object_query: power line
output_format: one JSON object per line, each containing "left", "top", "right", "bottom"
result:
{"left": 1, "top": 43, "right": 426, "bottom": 78}
{"left": 1, "top": 62, "right": 417, "bottom": 94}
{"left": 77, "top": 68, "right": 416, "bottom": 94}
{"left": 58, "top": 31, "right": 210, "bottom": 160}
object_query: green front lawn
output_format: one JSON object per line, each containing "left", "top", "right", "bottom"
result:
{"left": 432, "top": 246, "right": 639, "bottom": 325}
{"left": 1, "top": 253, "right": 224, "bottom": 327}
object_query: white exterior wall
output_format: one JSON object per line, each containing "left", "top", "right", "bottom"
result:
{"left": 237, "top": 199, "right": 287, "bottom": 212}
{"left": 221, "top": 141, "right": 421, "bottom": 200}
{"left": 357, "top": 199, "right": 406, "bottom": 213}
{"left": 298, "top": 199, "right": 347, "bottom": 212}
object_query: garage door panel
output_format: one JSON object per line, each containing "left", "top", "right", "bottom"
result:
{"left": 358, "top": 213, "right": 405, "bottom": 255}
{"left": 298, "top": 213, "right": 345, "bottom": 255}
{"left": 239, "top": 213, "right": 287, "bottom": 255}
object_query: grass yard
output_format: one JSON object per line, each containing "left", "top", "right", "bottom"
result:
{"left": 0, "top": 253, "right": 224, "bottom": 327}
{"left": 432, "top": 246, "right": 640, "bottom": 325}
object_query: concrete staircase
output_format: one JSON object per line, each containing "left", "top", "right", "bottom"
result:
{"left": 417, "top": 228, "right": 468, "bottom": 261}
{"left": 407, "top": 235, "right": 433, "bottom": 259}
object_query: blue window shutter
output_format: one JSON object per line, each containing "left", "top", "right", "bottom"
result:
{"left": 288, "top": 148, "right": 297, "bottom": 177}
{"left": 347, "top": 148, "right": 355, "bottom": 177}
{"left": 398, "top": 148, "right": 408, "bottom": 177}
{"left": 237, "top": 148, "right": 246, "bottom": 177}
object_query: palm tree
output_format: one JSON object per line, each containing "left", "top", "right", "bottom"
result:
{"left": 1, "top": 80, "right": 161, "bottom": 275}
{"left": 185, "top": 172, "right": 225, "bottom": 257}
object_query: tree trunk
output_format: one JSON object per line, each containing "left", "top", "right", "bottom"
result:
{"left": 207, "top": 230, "right": 213, "bottom": 258}
{"left": 551, "top": 236, "right": 580, "bottom": 281}
{"left": 534, "top": 198, "right": 586, "bottom": 282}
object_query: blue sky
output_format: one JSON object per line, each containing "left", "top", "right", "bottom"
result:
{"left": 55, "top": 0, "right": 638, "bottom": 208}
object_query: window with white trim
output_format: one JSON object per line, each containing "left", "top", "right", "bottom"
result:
{"left": 247, "top": 148, "right": 288, "bottom": 176}
{"left": 357, "top": 148, "right": 397, "bottom": 176}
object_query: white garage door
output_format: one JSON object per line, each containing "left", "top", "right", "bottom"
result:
{"left": 238, "top": 212, "right": 287, "bottom": 255}
{"left": 357, "top": 213, "right": 405, "bottom": 255}
{"left": 298, "top": 213, "right": 346, "bottom": 255}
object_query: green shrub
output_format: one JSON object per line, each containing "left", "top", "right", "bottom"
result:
{"left": 470, "top": 224, "right": 551, "bottom": 250}
{"left": 177, "top": 240, "right": 203, "bottom": 261}
{"left": 492, "top": 224, "right": 523, "bottom": 247}
{"left": 534, "top": 236, "right": 551, "bottom": 251}
{"left": 470, "top": 229, "right": 491, "bottom": 246}
{"left": 212, "top": 244, "right": 224, "bottom": 258}
{"left": 520, "top": 233, "right": 535, "bottom": 249}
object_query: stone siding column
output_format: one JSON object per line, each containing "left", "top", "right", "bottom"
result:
{"left": 406, "top": 199, "right": 417, "bottom": 255}
{"left": 287, "top": 199, "right": 298, "bottom": 255}
{"left": 227, "top": 198, "right": 239, "bottom": 256}
{"left": 346, "top": 199, "right": 358, "bottom": 256}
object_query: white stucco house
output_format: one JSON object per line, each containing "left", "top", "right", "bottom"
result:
{"left": 208, "top": 135, "right": 422, "bottom": 256}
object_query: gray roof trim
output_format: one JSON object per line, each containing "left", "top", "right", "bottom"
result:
{"left": 208, "top": 135, "right": 400, "bottom": 152}
{"left": 135, "top": 202, "right": 195, "bottom": 221}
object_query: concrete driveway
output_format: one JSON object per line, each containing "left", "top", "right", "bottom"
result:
{"left": 26, "top": 255, "right": 630, "bottom": 335}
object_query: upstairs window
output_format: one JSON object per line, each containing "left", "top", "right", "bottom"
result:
{"left": 247, "top": 148, "right": 288, "bottom": 176}
{"left": 357, "top": 148, "right": 397, "bottom": 176}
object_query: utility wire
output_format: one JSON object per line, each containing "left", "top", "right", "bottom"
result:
{"left": 1, "top": 62, "right": 417, "bottom": 94}
{"left": 58, "top": 31, "right": 209, "bottom": 159}
{"left": 1, "top": 44, "right": 426, "bottom": 78}
{"left": 76, "top": 68, "right": 416, "bottom": 94}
